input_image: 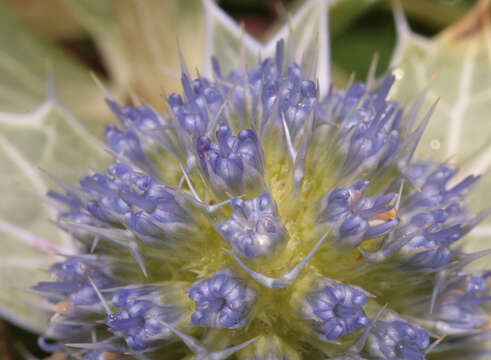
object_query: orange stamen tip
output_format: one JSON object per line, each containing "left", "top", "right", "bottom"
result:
{"left": 376, "top": 208, "right": 397, "bottom": 221}
{"left": 424, "top": 222, "right": 433, "bottom": 229}
{"left": 104, "top": 352, "right": 122, "bottom": 360}
{"left": 479, "top": 319, "right": 491, "bottom": 330}
{"left": 51, "top": 300, "right": 71, "bottom": 314}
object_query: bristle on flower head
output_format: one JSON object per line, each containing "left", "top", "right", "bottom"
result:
{"left": 105, "top": 283, "right": 189, "bottom": 351}
{"left": 35, "top": 38, "right": 491, "bottom": 359}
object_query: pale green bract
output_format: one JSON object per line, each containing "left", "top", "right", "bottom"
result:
{"left": 389, "top": 1, "right": 491, "bottom": 256}
{"left": 0, "top": 1, "right": 111, "bottom": 331}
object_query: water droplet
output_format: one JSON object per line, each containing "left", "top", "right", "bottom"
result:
{"left": 394, "top": 68, "right": 404, "bottom": 80}
{"left": 430, "top": 139, "right": 441, "bottom": 150}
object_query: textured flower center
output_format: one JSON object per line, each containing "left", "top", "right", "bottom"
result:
{"left": 34, "top": 39, "right": 491, "bottom": 360}
{"left": 209, "top": 297, "right": 226, "bottom": 312}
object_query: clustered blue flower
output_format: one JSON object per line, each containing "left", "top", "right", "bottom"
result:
{"left": 367, "top": 317, "right": 430, "bottom": 360}
{"left": 299, "top": 278, "right": 371, "bottom": 343}
{"left": 197, "top": 124, "right": 264, "bottom": 197}
{"left": 217, "top": 192, "right": 289, "bottom": 259}
{"left": 188, "top": 270, "right": 256, "bottom": 329}
{"left": 33, "top": 40, "right": 491, "bottom": 359}
{"left": 318, "top": 180, "right": 399, "bottom": 247}
{"left": 34, "top": 257, "right": 115, "bottom": 353}
{"left": 106, "top": 285, "right": 188, "bottom": 351}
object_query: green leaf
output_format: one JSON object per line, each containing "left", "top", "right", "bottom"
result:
{"left": 330, "top": 7, "right": 396, "bottom": 84}
{"left": 59, "top": 0, "right": 131, "bottom": 89}
{"left": 0, "top": 4, "right": 111, "bottom": 331}
{"left": 61, "top": 0, "right": 378, "bottom": 107}
{"left": 3, "top": 0, "right": 85, "bottom": 40}
{"left": 203, "top": 0, "right": 332, "bottom": 93}
{"left": 389, "top": 0, "right": 491, "bottom": 254}
{"left": 330, "top": 0, "right": 381, "bottom": 37}
{"left": 0, "top": 2, "right": 113, "bottom": 137}
{"left": 0, "top": 93, "right": 109, "bottom": 332}
{"left": 204, "top": 0, "right": 382, "bottom": 91}
{"left": 397, "top": 0, "right": 476, "bottom": 29}
{"left": 110, "top": 0, "right": 205, "bottom": 110}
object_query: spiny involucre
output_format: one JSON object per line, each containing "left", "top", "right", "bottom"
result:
{"left": 33, "top": 39, "right": 491, "bottom": 360}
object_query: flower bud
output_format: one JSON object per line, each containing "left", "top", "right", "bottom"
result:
{"left": 197, "top": 124, "right": 264, "bottom": 197}
{"left": 106, "top": 283, "right": 189, "bottom": 351}
{"left": 188, "top": 269, "right": 256, "bottom": 329}
{"left": 367, "top": 316, "right": 429, "bottom": 360}
{"left": 318, "top": 180, "right": 398, "bottom": 247}
{"left": 218, "top": 192, "right": 289, "bottom": 260}
{"left": 295, "top": 278, "right": 371, "bottom": 343}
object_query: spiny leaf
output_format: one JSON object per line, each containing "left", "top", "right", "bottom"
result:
{"left": 111, "top": 0, "right": 205, "bottom": 110}
{"left": 59, "top": 0, "right": 131, "bottom": 89}
{"left": 203, "top": 0, "right": 331, "bottom": 94}
{"left": 0, "top": 91, "right": 109, "bottom": 331}
{"left": 330, "top": 0, "right": 382, "bottom": 37}
{"left": 204, "top": 0, "right": 381, "bottom": 92}
{"left": 0, "top": 3, "right": 114, "bottom": 331}
{"left": 0, "top": 1, "right": 113, "bottom": 137}
{"left": 68, "top": 0, "right": 376, "bottom": 109}
{"left": 397, "top": 0, "right": 476, "bottom": 29}
{"left": 3, "top": 0, "right": 85, "bottom": 40}
{"left": 389, "top": 0, "right": 491, "bottom": 254}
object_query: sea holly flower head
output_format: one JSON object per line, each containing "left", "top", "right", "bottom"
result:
{"left": 29, "top": 6, "right": 491, "bottom": 359}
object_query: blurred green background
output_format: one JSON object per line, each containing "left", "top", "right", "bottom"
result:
{"left": 0, "top": 0, "right": 482, "bottom": 358}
